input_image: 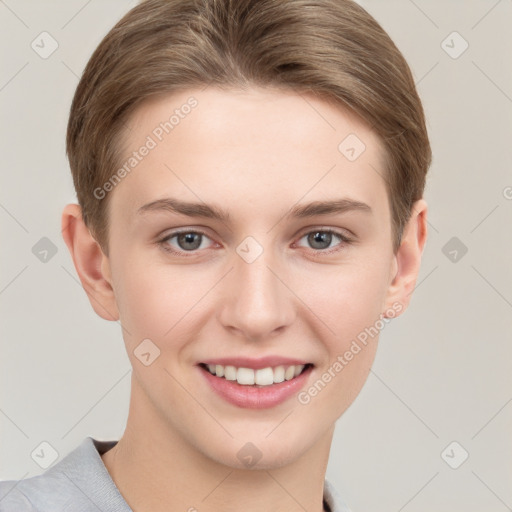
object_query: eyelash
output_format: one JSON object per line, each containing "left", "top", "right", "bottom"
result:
{"left": 157, "top": 228, "right": 354, "bottom": 258}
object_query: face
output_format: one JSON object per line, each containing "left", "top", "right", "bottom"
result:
{"left": 98, "top": 86, "right": 404, "bottom": 469}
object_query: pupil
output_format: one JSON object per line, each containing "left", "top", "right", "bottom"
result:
{"left": 309, "top": 231, "right": 331, "bottom": 250}
{"left": 178, "top": 233, "right": 201, "bottom": 250}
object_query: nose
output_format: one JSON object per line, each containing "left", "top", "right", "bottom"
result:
{"left": 218, "top": 243, "right": 295, "bottom": 342}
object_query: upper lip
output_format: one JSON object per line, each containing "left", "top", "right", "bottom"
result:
{"left": 199, "top": 356, "right": 311, "bottom": 370}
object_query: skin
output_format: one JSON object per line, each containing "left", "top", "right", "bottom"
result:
{"left": 62, "top": 86, "right": 427, "bottom": 512}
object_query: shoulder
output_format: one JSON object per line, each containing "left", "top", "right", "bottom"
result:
{"left": 0, "top": 479, "right": 33, "bottom": 511}
{"left": 0, "top": 437, "right": 124, "bottom": 512}
{"left": 0, "top": 471, "right": 68, "bottom": 512}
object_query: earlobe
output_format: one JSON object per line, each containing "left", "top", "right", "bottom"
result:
{"left": 382, "top": 199, "right": 428, "bottom": 317}
{"left": 61, "top": 204, "right": 119, "bottom": 321}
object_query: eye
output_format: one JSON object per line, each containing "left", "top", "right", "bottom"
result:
{"left": 159, "top": 230, "right": 215, "bottom": 255}
{"left": 295, "top": 229, "right": 352, "bottom": 254}
{"left": 157, "top": 227, "right": 353, "bottom": 257}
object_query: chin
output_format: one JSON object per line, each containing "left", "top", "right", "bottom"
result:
{"left": 199, "top": 429, "right": 315, "bottom": 471}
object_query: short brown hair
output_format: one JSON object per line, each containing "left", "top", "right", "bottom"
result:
{"left": 66, "top": 0, "right": 431, "bottom": 253}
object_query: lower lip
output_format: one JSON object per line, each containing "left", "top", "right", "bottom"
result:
{"left": 199, "top": 365, "right": 313, "bottom": 409}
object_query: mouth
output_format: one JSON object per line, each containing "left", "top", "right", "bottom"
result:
{"left": 197, "top": 356, "right": 315, "bottom": 408}
{"left": 198, "top": 362, "right": 314, "bottom": 387}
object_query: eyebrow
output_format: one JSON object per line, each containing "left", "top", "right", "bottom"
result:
{"left": 137, "top": 197, "right": 372, "bottom": 221}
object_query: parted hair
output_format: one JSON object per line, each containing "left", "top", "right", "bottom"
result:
{"left": 66, "top": 0, "right": 432, "bottom": 253}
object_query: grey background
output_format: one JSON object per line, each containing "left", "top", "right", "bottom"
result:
{"left": 1, "top": 1, "right": 511, "bottom": 511}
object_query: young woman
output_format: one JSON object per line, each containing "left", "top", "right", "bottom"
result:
{"left": 0, "top": 1, "right": 431, "bottom": 510}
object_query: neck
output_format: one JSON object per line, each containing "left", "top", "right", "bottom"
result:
{"left": 101, "top": 377, "right": 333, "bottom": 512}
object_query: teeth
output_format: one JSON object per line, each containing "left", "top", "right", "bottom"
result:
{"left": 204, "top": 363, "right": 308, "bottom": 386}
{"left": 224, "top": 365, "right": 237, "bottom": 381}
{"left": 237, "top": 367, "right": 255, "bottom": 385}
{"left": 255, "top": 367, "right": 274, "bottom": 386}
{"left": 284, "top": 366, "right": 295, "bottom": 381}
{"left": 273, "top": 365, "right": 285, "bottom": 383}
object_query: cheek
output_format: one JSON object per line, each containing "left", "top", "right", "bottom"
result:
{"left": 297, "top": 278, "right": 384, "bottom": 420}
{"left": 294, "top": 257, "right": 389, "bottom": 407}
{"left": 112, "top": 254, "right": 218, "bottom": 348}
{"left": 298, "top": 255, "right": 391, "bottom": 337}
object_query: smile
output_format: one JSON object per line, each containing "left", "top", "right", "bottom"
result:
{"left": 200, "top": 363, "right": 312, "bottom": 387}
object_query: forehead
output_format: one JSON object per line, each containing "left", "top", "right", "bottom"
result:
{"left": 110, "top": 86, "right": 389, "bottom": 226}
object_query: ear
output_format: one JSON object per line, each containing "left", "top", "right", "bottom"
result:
{"left": 382, "top": 199, "right": 428, "bottom": 318}
{"left": 61, "top": 204, "right": 119, "bottom": 321}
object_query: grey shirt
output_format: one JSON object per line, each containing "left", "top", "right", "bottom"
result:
{"left": 0, "top": 437, "right": 352, "bottom": 511}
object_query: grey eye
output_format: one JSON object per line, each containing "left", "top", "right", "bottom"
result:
{"left": 307, "top": 231, "right": 335, "bottom": 250}
{"left": 176, "top": 232, "right": 204, "bottom": 251}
